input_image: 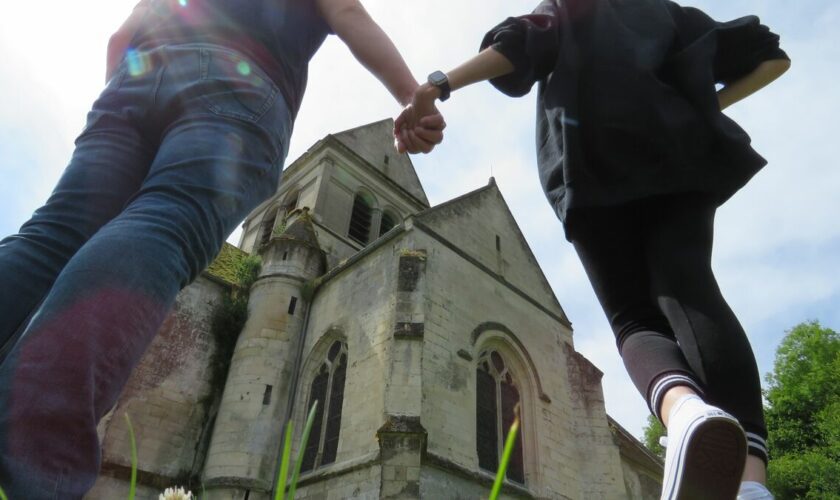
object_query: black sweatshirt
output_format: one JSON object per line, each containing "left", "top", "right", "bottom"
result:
{"left": 481, "top": 0, "right": 789, "bottom": 224}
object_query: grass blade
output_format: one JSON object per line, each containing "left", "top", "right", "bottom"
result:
{"left": 489, "top": 406, "right": 521, "bottom": 500}
{"left": 287, "top": 400, "right": 319, "bottom": 500}
{"left": 124, "top": 413, "right": 138, "bottom": 500}
{"left": 274, "top": 419, "right": 295, "bottom": 500}
{"left": 0, "top": 484, "right": 8, "bottom": 500}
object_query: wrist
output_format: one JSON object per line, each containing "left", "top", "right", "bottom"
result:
{"left": 418, "top": 82, "right": 441, "bottom": 102}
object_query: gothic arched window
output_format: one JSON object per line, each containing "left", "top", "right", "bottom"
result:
{"left": 378, "top": 210, "right": 398, "bottom": 237}
{"left": 348, "top": 193, "right": 373, "bottom": 244}
{"left": 476, "top": 350, "right": 525, "bottom": 484}
{"left": 301, "top": 341, "right": 348, "bottom": 472}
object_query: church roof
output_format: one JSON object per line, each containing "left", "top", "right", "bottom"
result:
{"left": 332, "top": 119, "right": 429, "bottom": 206}
{"left": 413, "top": 178, "right": 570, "bottom": 325}
{"left": 204, "top": 242, "right": 248, "bottom": 286}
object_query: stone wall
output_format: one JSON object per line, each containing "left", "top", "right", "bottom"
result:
{"left": 86, "top": 275, "right": 228, "bottom": 498}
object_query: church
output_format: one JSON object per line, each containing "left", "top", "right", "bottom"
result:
{"left": 85, "top": 119, "right": 662, "bottom": 499}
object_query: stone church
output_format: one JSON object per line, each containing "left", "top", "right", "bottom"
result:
{"left": 86, "top": 119, "right": 662, "bottom": 499}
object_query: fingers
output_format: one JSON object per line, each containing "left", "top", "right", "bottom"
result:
{"left": 413, "top": 125, "right": 443, "bottom": 146}
{"left": 400, "top": 127, "right": 436, "bottom": 154}
{"left": 419, "top": 113, "right": 446, "bottom": 132}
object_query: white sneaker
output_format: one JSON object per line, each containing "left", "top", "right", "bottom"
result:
{"left": 737, "top": 481, "right": 774, "bottom": 499}
{"left": 660, "top": 396, "right": 747, "bottom": 500}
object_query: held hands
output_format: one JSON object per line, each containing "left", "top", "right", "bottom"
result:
{"left": 394, "top": 83, "right": 446, "bottom": 154}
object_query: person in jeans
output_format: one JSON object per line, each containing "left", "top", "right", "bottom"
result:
{"left": 397, "top": 0, "right": 789, "bottom": 498}
{"left": 0, "top": 0, "right": 443, "bottom": 497}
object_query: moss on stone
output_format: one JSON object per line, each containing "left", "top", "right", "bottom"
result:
{"left": 204, "top": 243, "right": 249, "bottom": 286}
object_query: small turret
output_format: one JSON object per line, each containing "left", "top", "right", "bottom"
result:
{"left": 203, "top": 209, "right": 325, "bottom": 499}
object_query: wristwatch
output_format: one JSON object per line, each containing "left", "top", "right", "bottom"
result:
{"left": 427, "top": 70, "right": 451, "bottom": 102}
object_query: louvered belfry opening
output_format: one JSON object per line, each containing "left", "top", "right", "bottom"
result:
{"left": 476, "top": 350, "right": 525, "bottom": 484}
{"left": 379, "top": 211, "right": 397, "bottom": 237}
{"left": 348, "top": 193, "right": 373, "bottom": 244}
{"left": 301, "top": 341, "right": 348, "bottom": 473}
{"left": 259, "top": 208, "right": 279, "bottom": 247}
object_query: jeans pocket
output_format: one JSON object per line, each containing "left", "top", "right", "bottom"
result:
{"left": 199, "top": 48, "right": 279, "bottom": 123}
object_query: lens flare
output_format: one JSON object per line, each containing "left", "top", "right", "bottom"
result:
{"left": 125, "top": 49, "right": 152, "bottom": 77}
{"left": 236, "top": 60, "right": 251, "bottom": 76}
{"left": 178, "top": 0, "right": 188, "bottom": 6}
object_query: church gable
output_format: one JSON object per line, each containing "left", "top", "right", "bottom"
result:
{"left": 332, "top": 119, "right": 429, "bottom": 206}
{"left": 414, "top": 180, "right": 568, "bottom": 322}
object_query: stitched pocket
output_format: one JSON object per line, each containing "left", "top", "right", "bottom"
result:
{"left": 199, "top": 48, "right": 278, "bottom": 123}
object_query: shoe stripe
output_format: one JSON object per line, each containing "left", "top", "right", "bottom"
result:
{"left": 662, "top": 412, "right": 708, "bottom": 499}
{"left": 649, "top": 374, "right": 704, "bottom": 422}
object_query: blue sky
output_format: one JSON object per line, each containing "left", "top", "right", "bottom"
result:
{"left": 1, "top": 0, "right": 838, "bottom": 440}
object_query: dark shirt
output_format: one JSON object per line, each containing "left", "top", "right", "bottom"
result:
{"left": 132, "top": 0, "right": 333, "bottom": 120}
{"left": 480, "top": 0, "right": 789, "bottom": 223}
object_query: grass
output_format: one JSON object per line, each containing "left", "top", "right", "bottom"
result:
{"left": 125, "top": 413, "right": 138, "bottom": 500}
{"left": 114, "top": 393, "right": 517, "bottom": 500}
{"left": 0, "top": 484, "right": 6, "bottom": 500}
{"left": 275, "top": 400, "right": 319, "bottom": 500}
{"left": 489, "top": 404, "right": 521, "bottom": 500}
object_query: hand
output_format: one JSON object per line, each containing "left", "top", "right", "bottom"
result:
{"left": 393, "top": 83, "right": 446, "bottom": 154}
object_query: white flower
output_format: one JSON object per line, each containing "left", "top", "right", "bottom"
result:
{"left": 159, "top": 486, "right": 193, "bottom": 500}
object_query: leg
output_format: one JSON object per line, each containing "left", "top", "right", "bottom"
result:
{"left": 0, "top": 45, "right": 290, "bottom": 496}
{"left": 0, "top": 74, "right": 154, "bottom": 354}
{"left": 646, "top": 194, "right": 768, "bottom": 467}
{"left": 567, "top": 203, "right": 704, "bottom": 422}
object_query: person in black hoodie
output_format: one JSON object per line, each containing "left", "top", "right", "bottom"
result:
{"left": 397, "top": 1, "right": 789, "bottom": 498}
{"left": 0, "top": 1, "right": 443, "bottom": 497}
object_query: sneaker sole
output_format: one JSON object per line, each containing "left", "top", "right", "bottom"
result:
{"left": 665, "top": 416, "right": 747, "bottom": 500}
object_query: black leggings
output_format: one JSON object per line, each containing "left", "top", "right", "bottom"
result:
{"left": 566, "top": 193, "right": 768, "bottom": 463}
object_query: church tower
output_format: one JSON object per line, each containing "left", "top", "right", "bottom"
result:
{"left": 202, "top": 209, "right": 326, "bottom": 499}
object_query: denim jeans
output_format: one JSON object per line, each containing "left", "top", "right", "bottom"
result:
{"left": 0, "top": 44, "right": 291, "bottom": 498}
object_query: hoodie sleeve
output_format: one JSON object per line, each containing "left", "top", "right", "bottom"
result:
{"left": 667, "top": 3, "right": 789, "bottom": 85}
{"left": 480, "top": 12, "right": 560, "bottom": 97}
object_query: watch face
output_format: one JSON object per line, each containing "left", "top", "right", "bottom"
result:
{"left": 429, "top": 71, "right": 447, "bottom": 86}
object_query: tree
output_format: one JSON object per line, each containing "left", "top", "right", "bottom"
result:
{"left": 642, "top": 413, "right": 666, "bottom": 459}
{"left": 765, "top": 320, "right": 840, "bottom": 499}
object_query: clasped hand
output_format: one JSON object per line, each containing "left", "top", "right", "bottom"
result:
{"left": 393, "top": 83, "right": 446, "bottom": 154}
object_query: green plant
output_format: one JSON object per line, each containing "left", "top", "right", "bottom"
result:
{"left": 287, "top": 401, "right": 320, "bottom": 500}
{"left": 489, "top": 405, "right": 521, "bottom": 500}
{"left": 0, "top": 484, "right": 8, "bottom": 500}
{"left": 125, "top": 413, "right": 138, "bottom": 500}
{"left": 274, "top": 421, "right": 294, "bottom": 500}
{"left": 234, "top": 255, "right": 262, "bottom": 292}
{"left": 274, "top": 400, "right": 319, "bottom": 500}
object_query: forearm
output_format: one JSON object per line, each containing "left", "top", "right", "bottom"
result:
{"left": 718, "top": 58, "right": 791, "bottom": 110}
{"left": 319, "top": 0, "right": 417, "bottom": 106}
{"left": 417, "top": 47, "right": 515, "bottom": 101}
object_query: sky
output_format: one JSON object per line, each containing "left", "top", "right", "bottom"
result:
{"left": 1, "top": 0, "right": 839, "bottom": 441}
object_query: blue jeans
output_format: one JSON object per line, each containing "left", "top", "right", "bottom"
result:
{"left": 0, "top": 44, "right": 291, "bottom": 498}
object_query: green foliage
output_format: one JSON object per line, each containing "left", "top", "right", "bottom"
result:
{"left": 0, "top": 484, "right": 7, "bottom": 500}
{"left": 768, "top": 452, "right": 840, "bottom": 500}
{"left": 275, "top": 401, "right": 319, "bottom": 500}
{"left": 765, "top": 320, "right": 840, "bottom": 499}
{"left": 124, "top": 413, "right": 138, "bottom": 500}
{"left": 642, "top": 413, "right": 666, "bottom": 459}
{"left": 234, "top": 255, "right": 262, "bottom": 293}
{"left": 489, "top": 405, "right": 521, "bottom": 500}
{"left": 274, "top": 421, "right": 295, "bottom": 500}
{"left": 287, "top": 401, "right": 320, "bottom": 500}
